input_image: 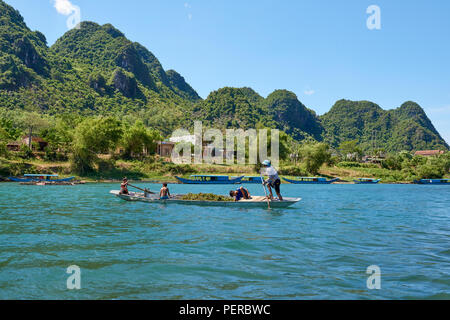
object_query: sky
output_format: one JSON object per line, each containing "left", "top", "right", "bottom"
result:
{"left": 4, "top": 0, "right": 450, "bottom": 144}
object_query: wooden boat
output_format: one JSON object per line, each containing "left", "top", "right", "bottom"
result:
{"left": 354, "top": 178, "right": 381, "bottom": 184}
{"left": 110, "top": 190, "right": 301, "bottom": 208}
{"left": 19, "top": 181, "right": 84, "bottom": 186}
{"left": 240, "top": 176, "right": 263, "bottom": 184}
{"left": 8, "top": 174, "right": 75, "bottom": 183}
{"left": 8, "top": 177, "right": 34, "bottom": 182}
{"left": 414, "top": 179, "right": 450, "bottom": 185}
{"left": 175, "top": 175, "right": 244, "bottom": 184}
{"left": 282, "top": 177, "right": 339, "bottom": 184}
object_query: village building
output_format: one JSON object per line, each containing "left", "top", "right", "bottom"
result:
{"left": 414, "top": 150, "right": 445, "bottom": 157}
{"left": 157, "top": 134, "right": 237, "bottom": 162}
{"left": 20, "top": 136, "right": 48, "bottom": 151}
{"left": 6, "top": 136, "right": 48, "bottom": 152}
{"left": 6, "top": 142, "right": 21, "bottom": 152}
{"left": 157, "top": 141, "right": 176, "bottom": 158}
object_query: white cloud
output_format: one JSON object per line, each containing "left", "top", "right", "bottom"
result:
{"left": 304, "top": 89, "right": 315, "bottom": 96}
{"left": 184, "top": 3, "right": 191, "bottom": 9}
{"left": 53, "top": 0, "right": 77, "bottom": 16}
{"left": 188, "top": 13, "right": 193, "bottom": 20}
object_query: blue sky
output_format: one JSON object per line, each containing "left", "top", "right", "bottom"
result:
{"left": 5, "top": 0, "right": 450, "bottom": 143}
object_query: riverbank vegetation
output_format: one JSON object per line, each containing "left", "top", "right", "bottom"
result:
{"left": 1, "top": 0, "right": 449, "bottom": 185}
{"left": 1, "top": 134, "right": 448, "bottom": 183}
{"left": 0, "top": 109, "right": 449, "bottom": 183}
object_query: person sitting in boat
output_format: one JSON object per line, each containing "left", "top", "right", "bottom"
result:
{"left": 229, "top": 186, "right": 251, "bottom": 202}
{"left": 262, "top": 160, "right": 283, "bottom": 201}
{"left": 120, "top": 178, "right": 129, "bottom": 195}
{"left": 160, "top": 183, "right": 171, "bottom": 200}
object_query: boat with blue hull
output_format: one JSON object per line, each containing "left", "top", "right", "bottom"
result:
{"left": 354, "top": 178, "right": 381, "bottom": 184}
{"left": 414, "top": 179, "right": 450, "bottom": 185}
{"left": 240, "top": 176, "right": 263, "bottom": 184}
{"left": 8, "top": 177, "right": 34, "bottom": 183}
{"left": 175, "top": 175, "right": 244, "bottom": 184}
{"left": 282, "top": 177, "right": 339, "bottom": 184}
{"left": 8, "top": 174, "right": 76, "bottom": 183}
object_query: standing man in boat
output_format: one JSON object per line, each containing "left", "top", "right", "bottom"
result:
{"left": 262, "top": 160, "right": 283, "bottom": 201}
{"left": 120, "top": 178, "right": 129, "bottom": 195}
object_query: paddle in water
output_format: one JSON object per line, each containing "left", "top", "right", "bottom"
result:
{"left": 260, "top": 172, "right": 271, "bottom": 209}
{"left": 128, "top": 183, "right": 156, "bottom": 196}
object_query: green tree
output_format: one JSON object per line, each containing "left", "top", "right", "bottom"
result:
{"left": 17, "top": 112, "right": 49, "bottom": 148}
{"left": 0, "top": 118, "right": 21, "bottom": 141}
{"left": 121, "top": 121, "right": 161, "bottom": 158}
{"left": 416, "top": 163, "right": 444, "bottom": 179}
{"left": 297, "top": 142, "right": 331, "bottom": 174}
{"left": 339, "top": 140, "right": 363, "bottom": 161}
{"left": 40, "top": 119, "right": 74, "bottom": 156}
{"left": 71, "top": 117, "right": 123, "bottom": 174}
{"left": 0, "top": 142, "right": 9, "bottom": 158}
{"left": 439, "top": 152, "right": 450, "bottom": 173}
{"left": 74, "top": 117, "right": 123, "bottom": 154}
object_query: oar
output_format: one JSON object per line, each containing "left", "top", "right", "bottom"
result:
{"left": 260, "top": 173, "right": 271, "bottom": 209}
{"left": 128, "top": 183, "right": 156, "bottom": 195}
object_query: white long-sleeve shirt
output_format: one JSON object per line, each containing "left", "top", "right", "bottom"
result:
{"left": 264, "top": 166, "right": 279, "bottom": 184}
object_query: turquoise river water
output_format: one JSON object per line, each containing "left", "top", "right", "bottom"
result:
{"left": 0, "top": 183, "right": 449, "bottom": 299}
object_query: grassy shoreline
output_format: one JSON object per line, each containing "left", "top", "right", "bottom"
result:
{"left": 2, "top": 157, "right": 447, "bottom": 184}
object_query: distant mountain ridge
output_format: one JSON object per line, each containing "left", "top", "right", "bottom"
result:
{"left": 0, "top": 0, "right": 447, "bottom": 151}
{"left": 320, "top": 100, "right": 448, "bottom": 151}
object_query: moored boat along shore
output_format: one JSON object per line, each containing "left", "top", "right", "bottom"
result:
{"left": 1, "top": 163, "right": 447, "bottom": 185}
{"left": 1, "top": 149, "right": 449, "bottom": 185}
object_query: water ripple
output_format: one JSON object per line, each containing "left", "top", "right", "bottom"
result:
{"left": 0, "top": 183, "right": 449, "bottom": 299}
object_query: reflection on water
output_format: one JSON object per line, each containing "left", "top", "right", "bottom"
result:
{"left": 0, "top": 183, "right": 449, "bottom": 299}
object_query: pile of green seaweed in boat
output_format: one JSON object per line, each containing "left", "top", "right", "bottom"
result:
{"left": 179, "top": 193, "right": 234, "bottom": 202}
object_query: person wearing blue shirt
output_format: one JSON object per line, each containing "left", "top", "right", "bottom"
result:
{"left": 229, "top": 186, "right": 251, "bottom": 201}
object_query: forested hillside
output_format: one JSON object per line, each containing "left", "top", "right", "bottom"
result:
{"left": 320, "top": 100, "right": 448, "bottom": 152}
{"left": 0, "top": 0, "right": 199, "bottom": 135}
{"left": 0, "top": 0, "right": 448, "bottom": 152}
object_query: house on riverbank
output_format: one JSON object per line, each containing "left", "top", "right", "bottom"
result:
{"left": 6, "top": 137, "right": 48, "bottom": 152}
{"left": 157, "top": 136, "right": 236, "bottom": 162}
{"left": 414, "top": 150, "right": 445, "bottom": 157}
{"left": 21, "top": 136, "right": 48, "bottom": 151}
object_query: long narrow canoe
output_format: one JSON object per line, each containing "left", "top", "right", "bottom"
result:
{"left": 282, "top": 177, "right": 339, "bottom": 184}
{"left": 8, "top": 175, "right": 75, "bottom": 183}
{"left": 175, "top": 175, "right": 244, "bottom": 184}
{"left": 53, "top": 177, "right": 76, "bottom": 182}
{"left": 354, "top": 178, "right": 381, "bottom": 184}
{"left": 414, "top": 179, "right": 450, "bottom": 185}
{"left": 240, "top": 176, "right": 264, "bottom": 184}
{"left": 110, "top": 190, "right": 301, "bottom": 208}
{"left": 8, "top": 177, "right": 34, "bottom": 182}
